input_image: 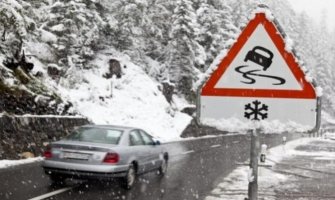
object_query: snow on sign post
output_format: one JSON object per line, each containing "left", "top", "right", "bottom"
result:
{"left": 197, "top": 10, "right": 320, "bottom": 132}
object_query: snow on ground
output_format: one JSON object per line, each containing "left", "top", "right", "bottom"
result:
{"left": 205, "top": 138, "right": 324, "bottom": 200}
{"left": 56, "top": 53, "right": 192, "bottom": 142}
{"left": 0, "top": 157, "right": 43, "bottom": 169}
{"left": 322, "top": 111, "right": 335, "bottom": 125}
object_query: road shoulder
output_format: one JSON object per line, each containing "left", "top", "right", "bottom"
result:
{"left": 205, "top": 137, "right": 335, "bottom": 200}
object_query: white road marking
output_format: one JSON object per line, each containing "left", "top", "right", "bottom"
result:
{"left": 28, "top": 187, "right": 73, "bottom": 200}
{"left": 182, "top": 150, "right": 195, "bottom": 155}
{"left": 210, "top": 144, "right": 221, "bottom": 148}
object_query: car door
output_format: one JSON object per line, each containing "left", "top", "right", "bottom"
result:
{"left": 139, "top": 130, "right": 162, "bottom": 170}
{"left": 129, "top": 130, "right": 149, "bottom": 173}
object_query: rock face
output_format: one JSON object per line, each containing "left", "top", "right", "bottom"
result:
{"left": 3, "top": 51, "right": 34, "bottom": 73}
{"left": 0, "top": 67, "right": 74, "bottom": 116}
{"left": 181, "top": 106, "right": 196, "bottom": 116}
{"left": 47, "top": 64, "right": 63, "bottom": 79}
{"left": 104, "top": 59, "right": 122, "bottom": 79}
{"left": 0, "top": 91, "right": 72, "bottom": 115}
{"left": 0, "top": 114, "right": 89, "bottom": 159}
{"left": 161, "top": 82, "right": 174, "bottom": 103}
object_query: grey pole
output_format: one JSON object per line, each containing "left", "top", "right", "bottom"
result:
{"left": 248, "top": 128, "right": 260, "bottom": 200}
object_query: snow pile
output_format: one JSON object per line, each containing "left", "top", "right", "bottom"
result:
{"left": 283, "top": 140, "right": 335, "bottom": 160}
{"left": 265, "top": 138, "right": 314, "bottom": 163}
{"left": 316, "top": 86, "right": 323, "bottom": 97}
{"left": 57, "top": 53, "right": 192, "bottom": 142}
{"left": 202, "top": 118, "right": 313, "bottom": 133}
{"left": 0, "top": 157, "right": 43, "bottom": 169}
{"left": 250, "top": 6, "right": 275, "bottom": 22}
{"left": 206, "top": 166, "right": 286, "bottom": 200}
{"left": 284, "top": 37, "right": 294, "bottom": 53}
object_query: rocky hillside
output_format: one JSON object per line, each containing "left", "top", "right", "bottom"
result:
{"left": 0, "top": 60, "right": 73, "bottom": 115}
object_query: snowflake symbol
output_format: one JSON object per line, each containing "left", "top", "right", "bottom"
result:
{"left": 244, "top": 100, "right": 268, "bottom": 121}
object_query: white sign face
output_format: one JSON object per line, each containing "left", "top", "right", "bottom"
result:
{"left": 200, "top": 97, "right": 316, "bottom": 126}
{"left": 198, "top": 12, "right": 318, "bottom": 130}
{"left": 215, "top": 24, "right": 302, "bottom": 90}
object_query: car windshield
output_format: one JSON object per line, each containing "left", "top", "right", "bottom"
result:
{"left": 65, "top": 127, "right": 123, "bottom": 145}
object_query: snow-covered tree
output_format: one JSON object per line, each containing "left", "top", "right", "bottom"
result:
{"left": 167, "top": 0, "right": 200, "bottom": 97}
{"left": 0, "top": 0, "right": 36, "bottom": 62}
{"left": 293, "top": 12, "right": 314, "bottom": 63}
{"left": 265, "top": 0, "right": 301, "bottom": 41}
{"left": 228, "top": 0, "right": 256, "bottom": 30}
{"left": 196, "top": 0, "right": 237, "bottom": 68}
{"left": 41, "top": 0, "right": 106, "bottom": 69}
{"left": 312, "top": 14, "right": 335, "bottom": 114}
{"left": 105, "top": 0, "right": 150, "bottom": 52}
{"left": 142, "top": 0, "right": 172, "bottom": 60}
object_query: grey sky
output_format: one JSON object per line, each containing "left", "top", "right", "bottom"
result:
{"left": 288, "top": 0, "right": 335, "bottom": 31}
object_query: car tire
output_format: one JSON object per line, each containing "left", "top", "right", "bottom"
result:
{"left": 49, "top": 174, "right": 66, "bottom": 185}
{"left": 122, "top": 164, "right": 136, "bottom": 190}
{"left": 158, "top": 157, "right": 168, "bottom": 176}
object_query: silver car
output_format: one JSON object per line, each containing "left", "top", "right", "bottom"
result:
{"left": 42, "top": 125, "right": 168, "bottom": 189}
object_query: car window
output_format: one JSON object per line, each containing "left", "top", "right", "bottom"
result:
{"left": 140, "top": 130, "right": 154, "bottom": 145}
{"left": 105, "top": 130, "right": 123, "bottom": 144}
{"left": 129, "top": 130, "right": 144, "bottom": 146}
{"left": 66, "top": 127, "right": 123, "bottom": 145}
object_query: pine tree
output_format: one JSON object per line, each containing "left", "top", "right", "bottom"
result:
{"left": 137, "top": 0, "right": 174, "bottom": 81}
{"left": 142, "top": 0, "right": 172, "bottom": 60}
{"left": 329, "top": 31, "right": 335, "bottom": 113}
{"left": 196, "top": 0, "right": 237, "bottom": 68}
{"left": 293, "top": 12, "right": 315, "bottom": 68}
{"left": 196, "top": 0, "right": 213, "bottom": 68}
{"left": 168, "top": 0, "right": 200, "bottom": 97}
{"left": 228, "top": 0, "right": 256, "bottom": 30}
{"left": 106, "top": 0, "right": 150, "bottom": 52}
{"left": 313, "top": 13, "right": 334, "bottom": 115}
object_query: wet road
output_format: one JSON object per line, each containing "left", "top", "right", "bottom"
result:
{"left": 0, "top": 133, "right": 301, "bottom": 200}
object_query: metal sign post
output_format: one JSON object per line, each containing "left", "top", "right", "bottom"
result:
{"left": 248, "top": 128, "right": 260, "bottom": 200}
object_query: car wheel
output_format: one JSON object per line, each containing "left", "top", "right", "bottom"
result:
{"left": 122, "top": 164, "right": 136, "bottom": 189}
{"left": 158, "top": 158, "right": 168, "bottom": 176}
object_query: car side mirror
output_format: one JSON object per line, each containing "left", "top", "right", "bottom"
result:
{"left": 153, "top": 140, "right": 161, "bottom": 145}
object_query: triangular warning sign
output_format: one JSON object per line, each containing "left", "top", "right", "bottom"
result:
{"left": 201, "top": 13, "right": 316, "bottom": 99}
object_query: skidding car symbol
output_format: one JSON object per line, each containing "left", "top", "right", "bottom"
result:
{"left": 244, "top": 46, "right": 273, "bottom": 71}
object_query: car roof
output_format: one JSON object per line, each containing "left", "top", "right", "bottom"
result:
{"left": 80, "top": 124, "right": 139, "bottom": 131}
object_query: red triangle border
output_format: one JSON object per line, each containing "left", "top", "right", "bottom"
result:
{"left": 201, "top": 13, "right": 316, "bottom": 99}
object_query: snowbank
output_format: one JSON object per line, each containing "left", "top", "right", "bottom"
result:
{"left": 0, "top": 157, "right": 43, "bottom": 169}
